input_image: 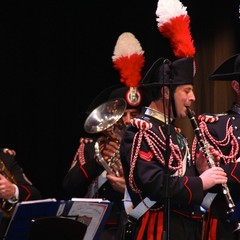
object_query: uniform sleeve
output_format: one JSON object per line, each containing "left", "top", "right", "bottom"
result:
{"left": 220, "top": 162, "right": 240, "bottom": 195}
{"left": 63, "top": 141, "right": 104, "bottom": 198}
{"left": 0, "top": 153, "right": 42, "bottom": 201}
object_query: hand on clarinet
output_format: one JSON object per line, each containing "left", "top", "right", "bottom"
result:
{"left": 199, "top": 166, "right": 227, "bottom": 190}
{"left": 196, "top": 145, "right": 221, "bottom": 174}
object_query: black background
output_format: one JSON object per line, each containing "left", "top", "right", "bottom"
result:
{"left": 1, "top": 1, "right": 240, "bottom": 199}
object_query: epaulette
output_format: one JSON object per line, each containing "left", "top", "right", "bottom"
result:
{"left": 198, "top": 113, "right": 228, "bottom": 123}
{"left": 130, "top": 118, "right": 152, "bottom": 130}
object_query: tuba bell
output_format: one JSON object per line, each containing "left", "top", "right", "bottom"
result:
{"left": 84, "top": 98, "right": 127, "bottom": 176}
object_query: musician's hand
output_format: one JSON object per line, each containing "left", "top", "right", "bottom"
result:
{"left": 196, "top": 151, "right": 209, "bottom": 174}
{"left": 102, "top": 140, "right": 120, "bottom": 160}
{"left": 107, "top": 168, "right": 126, "bottom": 193}
{"left": 0, "top": 174, "right": 16, "bottom": 200}
{"left": 196, "top": 146, "right": 221, "bottom": 174}
{"left": 199, "top": 167, "right": 227, "bottom": 190}
{"left": 3, "top": 148, "right": 16, "bottom": 157}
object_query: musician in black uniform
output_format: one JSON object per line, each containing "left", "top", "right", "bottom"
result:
{"left": 63, "top": 31, "right": 148, "bottom": 240}
{"left": 0, "top": 150, "right": 41, "bottom": 204}
{"left": 63, "top": 86, "right": 147, "bottom": 240}
{"left": 0, "top": 148, "right": 42, "bottom": 238}
{"left": 119, "top": 57, "right": 228, "bottom": 240}
{"left": 192, "top": 53, "right": 240, "bottom": 240}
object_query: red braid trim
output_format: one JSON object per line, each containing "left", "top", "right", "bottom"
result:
{"left": 183, "top": 176, "right": 192, "bottom": 204}
{"left": 80, "top": 165, "right": 89, "bottom": 180}
{"left": 19, "top": 184, "right": 31, "bottom": 201}
{"left": 231, "top": 162, "right": 240, "bottom": 183}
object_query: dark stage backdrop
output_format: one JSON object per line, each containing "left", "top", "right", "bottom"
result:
{"left": 1, "top": 1, "right": 240, "bottom": 199}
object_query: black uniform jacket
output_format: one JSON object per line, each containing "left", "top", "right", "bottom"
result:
{"left": 120, "top": 107, "right": 208, "bottom": 218}
{"left": 63, "top": 140, "right": 104, "bottom": 198}
{"left": 196, "top": 106, "right": 240, "bottom": 219}
{"left": 62, "top": 140, "right": 123, "bottom": 203}
{"left": 0, "top": 150, "right": 42, "bottom": 238}
{"left": 62, "top": 138, "right": 125, "bottom": 240}
{"left": 0, "top": 151, "right": 41, "bottom": 202}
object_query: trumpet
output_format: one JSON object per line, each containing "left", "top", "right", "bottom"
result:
{"left": 84, "top": 98, "right": 127, "bottom": 176}
{"left": 186, "top": 107, "right": 240, "bottom": 232}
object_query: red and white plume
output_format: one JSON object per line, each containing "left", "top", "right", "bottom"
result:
{"left": 112, "top": 32, "right": 145, "bottom": 87}
{"left": 156, "top": 0, "right": 195, "bottom": 58}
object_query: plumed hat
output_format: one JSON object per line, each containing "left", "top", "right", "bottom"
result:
{"left": 141, "top": 0, "right": 196, "bottom": 87}
{"left": 112, "top": 32, "right": 145, "bottom": 107}
{"left": 208, "top": 54, "right": 240, "bottom": 81}
{"left": 86, "top": 32, "right": 147, "bottom": 114}
{"left": 87, "top": 85, "right": 148, "bottom": 115}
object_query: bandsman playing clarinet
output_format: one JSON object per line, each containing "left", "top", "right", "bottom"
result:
{"left": 120, "top": 55, "right": 229, "bottom": 240}
{"left": 120, "top": 0, "right": 229, "bottom": 239}
{"left": 192, "top": 54, "right": 240, "bottom": 240}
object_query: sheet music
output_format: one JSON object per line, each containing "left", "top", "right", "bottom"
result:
{"left": 4, "top": 198, "right": 112, "bottom": 240}
{"left": 67, "top": 200, "right": 111, "bottom": 240}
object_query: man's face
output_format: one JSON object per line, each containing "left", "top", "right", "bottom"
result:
{"left": 174, "top": 84, "right": 195, "bottom": 118}
{"left": 122, "top": 108, "right": 140, "bottom": 126}
{"left": 106, "top": 108, "right": 140, "bottom": 140}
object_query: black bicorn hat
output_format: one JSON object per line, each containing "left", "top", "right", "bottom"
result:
{"left": 86, "top": 85, "right": 149, "bottom": 115}
{"left": 141, "top": 0, "right": 196, "bottom": 88}
{"left": 208, "top": 54, "right": 240, "bottom": 81}
{"left": 140, "top": 57, "right": 196, "bottom": 87}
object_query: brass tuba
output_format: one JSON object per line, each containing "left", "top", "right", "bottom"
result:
{"left": 84, "top": 98, "right": 127, "bottom": 176}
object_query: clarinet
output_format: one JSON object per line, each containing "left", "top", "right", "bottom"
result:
{"left": 186, "top": 107, "right": 240, "bottom": 232}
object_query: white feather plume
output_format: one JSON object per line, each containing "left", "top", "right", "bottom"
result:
{"left": 156, "top": 0, "right": 187, "bottom": 28}
{"left": 112, "top": 32, "right": 144, "bottom": 61}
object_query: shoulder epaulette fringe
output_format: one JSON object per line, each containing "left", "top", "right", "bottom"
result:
{"left": 198, "top": 114, "right": 219, "bottom": 123}
{"left": 130, "top": 118, "right": 152, "bottom": 130}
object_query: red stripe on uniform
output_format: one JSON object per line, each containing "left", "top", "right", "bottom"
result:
{"left": 20, "top": 185, "right": 31, "bottom": 201}
{"left": 231, "top": 162, "right": 240, "bottom": 183}
{"left": 137, "top": 211, "right": 150, "bottom": 240}
{"left": 183, "top": 176, "right": 192, "bottom": 204}
{"left": 147, "top": 211, "right": 157, "bottom": 240}
{"left": 80, "top": 165, "right": 89, "bottom": 180}
{"left": 209, "top": 218, "right": 218, "bottom": 240}
{"left": 139, "top": 150, "right": 153, "bottom": 162}
{"left": 156, "top": 211, "right": 163, "bottom": 239}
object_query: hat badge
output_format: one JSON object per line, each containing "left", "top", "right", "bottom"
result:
{"left": 126, "top": 87, "right": 142, "bottom": 107}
